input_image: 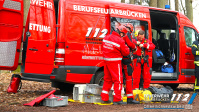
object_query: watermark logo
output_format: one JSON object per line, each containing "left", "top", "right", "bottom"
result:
{"left": 143, "top": 93, "right": 197, "bottom": 110}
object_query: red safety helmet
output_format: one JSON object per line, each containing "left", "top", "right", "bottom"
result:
{"left": 124, "top": 23, "right": 134, "bottom": 32}
{"left": 117, "top": 25, "right": 128, "bottom": 35}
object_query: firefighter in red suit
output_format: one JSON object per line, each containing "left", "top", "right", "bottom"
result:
{"left": 132, "top": 30, "right": 155, "bottom": 89}
{"left": 101, "top": 27, "right": 130, "bottom": 105}
{"left": 119, "top": 25, "right": 139, "bottom": 104}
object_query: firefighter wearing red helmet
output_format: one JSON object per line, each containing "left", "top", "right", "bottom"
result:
{"left": 124, "top": 23, "right": 134, "bottom": 33}
{"left": 124, "top": 23, "right": 137, "bottom": 40}
{"left": 101, "top": 25, "right": 130, "bottom": 105}
{"left": 118, "top": 25, "right": 139, "bottom": 104}
{"left": 132, "top": 30, "right": 155, "bottom": 90}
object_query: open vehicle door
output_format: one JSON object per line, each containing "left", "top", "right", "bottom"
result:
{"left": 0, "top": 0, "right": 23, "bottom": 70}
{"left": 24, "top": 0, "right": 56, "bottom": 74}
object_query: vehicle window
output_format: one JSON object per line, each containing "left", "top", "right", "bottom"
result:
{"left": 111, "top": 17, "right": 148, "bottom": 39}
{"left": 184, "top": 27, "right": 197, "bottom": 47}
{"left": 152, "top": 29, "right": 157, "bottom": 40}
{"left": 161, "top": 30, "right": 176, "bottom": 39}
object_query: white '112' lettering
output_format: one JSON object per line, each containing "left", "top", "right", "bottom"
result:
{"left": 86, "top": 27, "right": 108, "bottom": 38}
{"left": 171, "top": 94, "right": 190, "bottom": 102}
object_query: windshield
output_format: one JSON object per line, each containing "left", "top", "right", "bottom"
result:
{"left": 111, "top": 17, "right": 149, "bottom": 39}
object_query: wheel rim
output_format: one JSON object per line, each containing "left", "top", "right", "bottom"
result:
{"left": 98, "top": 77, "right": 104, "bottom": 86}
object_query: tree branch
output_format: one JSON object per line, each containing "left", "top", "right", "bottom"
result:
{"left": 180, "top": 0, "right": 186, "bottom": 15}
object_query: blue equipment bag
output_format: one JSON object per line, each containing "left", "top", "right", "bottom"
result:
{"left": 161, "top": 64, "right": 174, "bottom": 73}
{"left": 155, "top": 49, "right": 164, "bottom": 59}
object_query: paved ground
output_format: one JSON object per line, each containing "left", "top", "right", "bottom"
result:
{"left": 0, "top": 73, "right": 197, "bottom": 112}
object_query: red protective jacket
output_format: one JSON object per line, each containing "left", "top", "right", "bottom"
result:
{"left": 132, "top": 37, "right": 155, "bottom": 56}
{"left": 132, "top": 37, "right": 155, "bottom": 89}
{"left": 102, "top": 31, "right": 130, "bottom": 61}
{"left": 122, "top": 35, "right": 136, "bottom": 50}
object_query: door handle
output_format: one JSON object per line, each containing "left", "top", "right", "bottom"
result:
{"left": 29, "top": 48, "right": 38, "bottom": 51}
{"left": 185, "top": 52, "right": 191, "bottom": 55}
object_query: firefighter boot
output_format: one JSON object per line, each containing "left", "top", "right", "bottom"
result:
{"left": 194, "top": 78, "right": 199, "bottom": 93}
{"left": 113, "top": 100, "right": 127, "bottom": 105}
{"left": 127, "top": 98, "right": 140, "bottom": 104}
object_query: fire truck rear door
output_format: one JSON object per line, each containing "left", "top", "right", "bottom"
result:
{"left": 0, "top": 0, "right": 23, "bottom": 70}
{"left": 24, "top": 0, "right": 56, "bottom": 74}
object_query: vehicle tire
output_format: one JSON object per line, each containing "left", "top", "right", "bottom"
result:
{"left": 163, "top": 84, "right": 179, "bottom": 90}
{"left": 58, "top": 82, "right": 74, "bottom": 92}
{"left": 94, "top": 71, "right": 104, "bottom": 86}
{"left": 94, "top": 71, "right": 128, "bottom": 86}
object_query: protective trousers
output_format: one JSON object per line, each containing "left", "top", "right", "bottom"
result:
{"left": 132, "top": 59, "right": 151, "bottom": 89}
{"left": 194, "top": 64, "right": 199, "bottom": 92}
{"left": 122, "top": 63, "right": 133, "bottom": 98}
{"left": 101, "top": 61, "right": 123, "bottom": 102}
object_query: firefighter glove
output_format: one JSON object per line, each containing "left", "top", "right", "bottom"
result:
{"left": 139, "top": 44, "right": 144, "bottom": 48}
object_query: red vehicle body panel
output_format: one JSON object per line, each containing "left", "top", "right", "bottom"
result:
{"left": 61, "top": 0, "right": 152, "bottom": 67}
{"left": 66, "top": 73, "right": 93, "bottom": 83}
{"left": 0, "top": 0, "right": 23, "bottom": 70}
{"left": 24, "top": 0, "right": 56, "bottom": 74}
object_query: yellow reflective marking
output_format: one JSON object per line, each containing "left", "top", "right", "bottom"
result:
{"left": 197, "top": 51, "right": 199, "bottom": 55}
{"left": 194, "top": 61, "right": 199, "bottom": 63}
{"left": 192, "top": 44, "right": 197, "bottom": 48}
{"left": 194, "top": 61, "right": 199, "bottom": 66}
{"left": 194, "top": 87, "right": 199, "bottom": 89}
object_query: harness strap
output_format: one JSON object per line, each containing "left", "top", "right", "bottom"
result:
{"left": 134, "top": 55, "right": 149, "bottom": 67}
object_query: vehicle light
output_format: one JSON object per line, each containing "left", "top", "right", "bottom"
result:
{"left": 50, "top": 76, "right": 56, "bottom": 79}
{"left": 165, "top": 5, "right": 170, "bottom": 9}
{"left": 55, "top": 42, "right": 65, "bottom": 65}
